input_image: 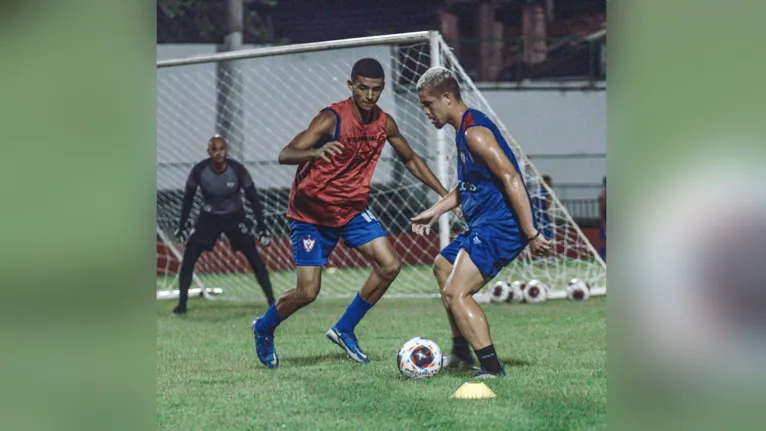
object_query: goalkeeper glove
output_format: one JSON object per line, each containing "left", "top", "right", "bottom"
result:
{"left": 254, "top": 224, "right": 272, "bottom": 247}
{"left": 174, "top": 220, "right": 192, "bottom": 242}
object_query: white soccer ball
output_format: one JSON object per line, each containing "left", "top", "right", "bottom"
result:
{"left": 507, "top": 281, "right": 525, "bottom": 304}
{"left": 524, "top": 279, "right": 549, "bottom": 304}
{"left": 397, "top": 337, "right": 443, "bottom": 379}
{"left": 566, "top": 278, "right": 591, "bottom": 301}
{"left": 490, "top": 281, "right": 511, "bottom": 302}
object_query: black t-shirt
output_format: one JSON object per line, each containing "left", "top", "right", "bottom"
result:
{"left": 186, "top": 159, "right": 254, "bottom": 215}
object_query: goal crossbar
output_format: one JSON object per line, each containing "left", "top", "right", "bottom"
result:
{"left": 157, "top": 31, "right": 433, "bottom": 68}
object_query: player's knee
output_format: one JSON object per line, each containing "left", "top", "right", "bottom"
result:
{"left": 381, "top": 259, "right": 402, "bottom": 281}
{"left": 441, "top": 288, "right": 457, "bottom": 307}
{"left": 296, "top": 276, "right": 320, "bottom": 304}
{"left": 299, "top": 288, "right": 319, "bottom": 304}
{"left": 441, "top": 282, "right": 469, "bottom": 308}
{"left": 441, "top": 284, "right": 457, "bottom": 305}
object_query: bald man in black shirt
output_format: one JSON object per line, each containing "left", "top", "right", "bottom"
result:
{"left": 173, "top": 135, "right": 275, "bottom": 313}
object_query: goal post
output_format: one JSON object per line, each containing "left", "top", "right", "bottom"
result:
{"left": 156, "top": 31, "right": 607, "bottom": 302}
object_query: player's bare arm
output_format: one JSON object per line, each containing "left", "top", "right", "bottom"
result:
{"left": 175, "top": 168, "right": 200, "bottom": 239}
{"left": 278, "top": 111, "right": 344, "bottom": 164}
{"left": 410, "top": 186, "right": 460, "bottom": 236}
{"left": 386, "top": 115, "right": 448, "bottom": 198}
{"left": 464, "top": 126, "right": 552, "bottom": 256}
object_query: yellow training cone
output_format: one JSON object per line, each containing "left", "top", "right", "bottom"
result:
{"left": 450, "top": 382, "right": 497, "bottom": 399}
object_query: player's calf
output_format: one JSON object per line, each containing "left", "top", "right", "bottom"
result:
{"left": 441, "top": 251, "right": 504, "bottom": 377}
{"left": 293, "top": 287, "right": 319, "bottom": 308}
{"left": 432, "top": 255, "right": 474, "bottom": 367}
{"left": 274, "top": 277, "right": 321, "bottom": 317}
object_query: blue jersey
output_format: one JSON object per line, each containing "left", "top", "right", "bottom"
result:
{"left": 455, "top": 109, "right": 533, "bottom": 230}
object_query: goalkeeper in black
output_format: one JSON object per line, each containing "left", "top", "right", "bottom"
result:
{"left": 173, "top": 135, "right": 275, "bottom": 314}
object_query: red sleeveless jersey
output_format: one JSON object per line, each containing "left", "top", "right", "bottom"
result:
{"left": 287, "top": 99, "right": 388, "bottom": 227}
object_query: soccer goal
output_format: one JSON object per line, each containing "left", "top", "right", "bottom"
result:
{"left": 156, "top": 31, "right": 606, "bottom": 302}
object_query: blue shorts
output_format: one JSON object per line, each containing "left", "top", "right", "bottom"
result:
{"left": 439, "top": 223, "right": 527, "bottom": 279}
{"left": 289, "top": 209, "right": 387, "bottom": 266}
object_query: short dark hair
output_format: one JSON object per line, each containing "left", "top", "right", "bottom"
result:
{"left": 543, "top": 175, "right": 552, "bottom": 183}
{"left": 351, "top": 58, "right": 385, "bottom": 80}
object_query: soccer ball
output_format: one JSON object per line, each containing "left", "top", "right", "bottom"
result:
{"left": 397, "top": 337, "right": 443, "bottom": 379}
{"left": 490, "top": 281, "right": 511, "bottom": 302}
{"left": 507, "top": 281, "right": 525, "bottom": 304}
{"left": 524, "top": 279, "right": 549, "bottom": 304}
{"left": 566, "top": 278, "right": 591, "bottom": 301}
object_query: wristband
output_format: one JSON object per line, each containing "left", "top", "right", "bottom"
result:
{"left": 527, "top": 231, "right": 540, "bottom": 242}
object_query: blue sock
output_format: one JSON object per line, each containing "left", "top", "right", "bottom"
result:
{"left": 335, "top": 293, "right": 374, "bottom": 333}
{"left": 256, "top": 305, "right": 285, "bottom": 335}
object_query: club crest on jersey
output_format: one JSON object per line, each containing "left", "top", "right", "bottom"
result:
{"left": 302, "top": 237, "right": 316, "bottom": 253}
{"left": 226, "top": 181, "right": 235, "bottom": 188}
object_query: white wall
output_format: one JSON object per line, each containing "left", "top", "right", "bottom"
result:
{"left": 481, "top": 88, "right": 606, "bottom": 199}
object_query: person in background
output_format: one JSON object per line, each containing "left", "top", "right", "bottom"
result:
{"left": 598, "top": 176, "right": 606, "bottom": 261}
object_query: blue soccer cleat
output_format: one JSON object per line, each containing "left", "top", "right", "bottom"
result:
{"left": 252, "top": 318, "right": 279, "bottom": 369}
{"left": 326, "top": 326, "right": 370, "bottom": 364}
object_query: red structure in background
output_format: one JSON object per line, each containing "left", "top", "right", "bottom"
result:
{"left": 157, "top": 227, "right": 605, "bottom": 276}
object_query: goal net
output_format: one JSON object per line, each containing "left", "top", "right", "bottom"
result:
{"left": 156, "top": 31, "right": 606, "bottom": 302}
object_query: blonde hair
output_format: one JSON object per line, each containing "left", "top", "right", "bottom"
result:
{"left": 416, "top": 67, "right": 461, "bottom": 100}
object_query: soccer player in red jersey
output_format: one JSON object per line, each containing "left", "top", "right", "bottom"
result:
{"left": 252, "top": 58, "right": 450, "bottom": 368}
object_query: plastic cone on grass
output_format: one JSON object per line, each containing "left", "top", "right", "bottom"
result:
{"left": 450, "top": 382, "right": 496, "bottom": 399}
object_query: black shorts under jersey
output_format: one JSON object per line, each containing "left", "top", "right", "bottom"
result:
{"left": 188, "top": 209, "right": 254, "bottom": 251}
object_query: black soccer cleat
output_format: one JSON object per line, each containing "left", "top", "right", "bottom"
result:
{"left": 442, "top": 352, "right": 476, "bottom": 370}
{"left": 172, "top": 305, "right": 187, "bottom": 315}
{"left": 472, "top": 367, "right": 506, "bottom": 379}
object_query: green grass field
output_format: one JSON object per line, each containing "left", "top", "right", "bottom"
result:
{"left": 157, "top": 295, "right": 606, "bottom": 430}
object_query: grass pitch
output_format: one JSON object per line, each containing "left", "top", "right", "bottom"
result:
{"left": 157, "top": 295, "right": 605, "bottom": 430}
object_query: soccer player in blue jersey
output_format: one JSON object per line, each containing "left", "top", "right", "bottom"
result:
{"left": 411, "top": 67, "right": 552, "bottom": 378}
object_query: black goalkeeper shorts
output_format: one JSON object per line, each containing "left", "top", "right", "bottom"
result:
{"left": 188, "top": 210, "right": 254, "bottom": 252}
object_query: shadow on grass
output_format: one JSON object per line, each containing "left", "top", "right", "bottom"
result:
{"left": 502, "top": 357, "right": 532, "bottom": 367}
